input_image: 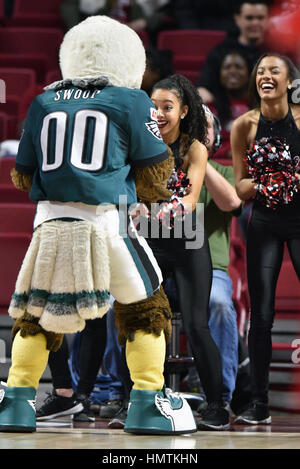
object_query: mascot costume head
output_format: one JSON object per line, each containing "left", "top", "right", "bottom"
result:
{"left": 1, "top": 16, "right": 196, "bottom": 436}
{"left": 59, "top": 15, "right": 145, "bottom": 89}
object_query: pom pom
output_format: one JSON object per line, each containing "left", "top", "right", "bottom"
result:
{"left": 153, "top": 157, "right": 191, "bottom": 228}
{"left": 245, "top": 136, "right": 300, "bottom": 209}
{"left": 166, "top": 165, "right": 191, "bottom": 198}
{"left": 155, "top": 195, "right": 186, "bottom": 229}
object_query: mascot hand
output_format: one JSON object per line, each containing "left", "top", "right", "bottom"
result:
{"left": 11, "top": 168, "right": 33, "bottom": 192}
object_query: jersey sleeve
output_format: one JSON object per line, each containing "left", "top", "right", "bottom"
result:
{"left": 15, "top": 99, "right": 40, "bottom": 175}
{"left": 128, "top": 91, "right": 169, "bottom": 168}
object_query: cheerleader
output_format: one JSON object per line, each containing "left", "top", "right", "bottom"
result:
{"left": 231, "top": 53, "right": 300, "bottom": 424}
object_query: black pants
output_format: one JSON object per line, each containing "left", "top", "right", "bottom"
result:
{"left": 49, "top": 316, "right": 107, "bottom": 396}
{"left": 147, "top": 231, "right": 223, "bottom": 404}
{"left": 247, "top": 199, "right": 300, "bottom": 402}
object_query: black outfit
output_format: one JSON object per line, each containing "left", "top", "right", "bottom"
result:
{"left": 49, "top": 317, "right": 107, "bottom": 396}
{"left": 247, "top": 107, "right": 300, "bottom": 403}
{"left": 147, "top": 137, "right": 223, "bottom": 404}
{"left": 196, "top": 35, "right": 265, "bottom": 94}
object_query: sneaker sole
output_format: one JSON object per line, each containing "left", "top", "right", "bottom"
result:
{"left": 72, "top": 415, "right": 95, "bottom": 422}
{"left": 198, "top": 422, "right": 230, "bottom": 431}
{"left": 124, "top": 427, "right": 198, "bottom": 435}
{"left": 234, "top": 416, "right": 272, "bottom": 425}
{"left": 0, "top": 424, "right": 36, "bottom": 433}
{"left": 36, "top": 403, "right": 83, "bottom": 421}
{"left": 108, "top": 419, "right": 125, "bottom": 429}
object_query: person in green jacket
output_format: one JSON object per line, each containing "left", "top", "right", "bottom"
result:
{"left": 196, "top": 108, "right": 243, "bottom": 407}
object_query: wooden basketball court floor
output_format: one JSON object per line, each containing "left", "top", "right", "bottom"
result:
{"left": 1, "top": 413, "right": 300, "bottom": 451}
{"left": 0, "top": 384, "right": 299, "bottom": 454}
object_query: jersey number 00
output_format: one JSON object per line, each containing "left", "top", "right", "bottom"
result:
{"left": 40, "top": 109, "right": 108, "bottom": 172}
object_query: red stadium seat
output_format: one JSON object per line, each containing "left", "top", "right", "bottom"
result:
{"left": 0, "top": 54, "right": 47, "bottom": 84}
{"left": 0, "top": 203, "right": 35, "bottom": 233}
{"left": 0, "top": 156, "right": 32, "bottom": 202}
{"left": 0, "top": 68, "right": 37, "bottom": 97}
{"left": 8, "top": 0, "right": 64, "bottom": 27}
{"left": 45, "top": 69, "right": 62, "bottom": 86}
{"left": 0, "top": 68, "right": 37, "bottom": 121}
{"left": 157, "top": 29, "right": 226, "bottom": 71}
{"left": 0, "top": 112, "right": 8, "bottom": 140}
{"left": 1, "top": 96, "right": 19, "bottom": 117}
{"left": 175, "top": 69, "right": 203, "bottom": 86}
{"left": 0, "top": 113, "right": 18, "bottom": 140}
{"left": 0, "top": 186, "right": 32, "bottom": 203}
{"left": 0, "top": 232, "right": 32, "bottom": 310}
{"left": 0, "top": 27, "right": 64, "bottom": 72}
{"left": 0, "top": 156, "right": 16, "bottom": 183}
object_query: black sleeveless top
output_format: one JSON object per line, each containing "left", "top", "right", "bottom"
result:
{"left": 253, "top": 106, "right": 300, "bottom": 212}
{"left": 168, "top": 135, "right": 183, "bottom": 168}
{"left": 255, "top": 106, "right": 300, "bottom": 158}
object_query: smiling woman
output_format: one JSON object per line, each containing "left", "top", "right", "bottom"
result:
{"left": 148, "top": 74, "right": 230, "bottom": 431}
{"left": 231, "top": 52, "right": 300, "bottom": 425}
{"left": 248, "top": 52, "right": 299, "bottom": 108}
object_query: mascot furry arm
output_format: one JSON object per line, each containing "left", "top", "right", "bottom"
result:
{"left": 11, "top": 168, "right": 32, "bottom": 192}
{"left": 134, "top": 148, "right": 173, "bottom": 207}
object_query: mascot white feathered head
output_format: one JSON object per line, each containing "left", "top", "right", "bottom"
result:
{"left": 59, "top": 15, "right": 146, "bottom": 89}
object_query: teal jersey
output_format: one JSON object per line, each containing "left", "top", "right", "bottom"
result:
{"left": 16, "top": 85, "right": 168, "bottom": 205}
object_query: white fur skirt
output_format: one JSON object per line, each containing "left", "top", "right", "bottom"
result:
{"left": 8, "top": 220, "right": 110, "bottom": 333}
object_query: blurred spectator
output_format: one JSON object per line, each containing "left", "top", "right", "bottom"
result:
{"left": 135, "top": 0, "right": 173, "bottom": 45}
{"left": 197, "top": 0, "right": 272, "bottom": 104}
{"left": 208, "top": 50, "right": 251, "bottom": 159}
{"left": 60, "top": 0, "right": 172, "bottom": 44}
{"left": 141, "top": 47, "right": 173, "bottom": 96}
{"left": 60, "top": 0, "right": 147, "bottom": 30}
{"left": 172, "top": 0, "right": 240, "bottom": 31}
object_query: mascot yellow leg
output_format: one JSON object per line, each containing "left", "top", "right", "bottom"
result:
{"left": 7, "top": 332, "right": 49, "bottom": 389}
{"left": 0, "top": 318, "right": 63, "bottom": 433}
{"left": 126, "top": 330, "right": 165, "bottom": 391}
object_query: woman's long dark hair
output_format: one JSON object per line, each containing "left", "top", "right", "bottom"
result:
{"left": 248, "top": 52, "right": 300, "bottom": 108}
{"left": 152, "top": 74, "right": 208, "bottom": 156}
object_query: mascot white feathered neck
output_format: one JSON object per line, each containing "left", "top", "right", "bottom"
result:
{"left": 59, "top": 15, "right": 146, "bottom": 89}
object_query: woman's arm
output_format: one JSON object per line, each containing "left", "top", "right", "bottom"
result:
{"left": 182, "top": 140, "right": 208, "bottom": 211}
{"left": 204, "top": 162, "right": 242, "bottom": 212}
{"left": 231, "top": 115, "right": 257, "bottom": 201}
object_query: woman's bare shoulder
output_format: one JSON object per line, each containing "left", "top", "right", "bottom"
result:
{"left": 232, "top": 109, "right": 259, "bottom": 131}
{"left": 184, "top": 138, "right": 207, "bottom": 169}
{"left": 189, "top": 138, "right": 207, "bottom": 152}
